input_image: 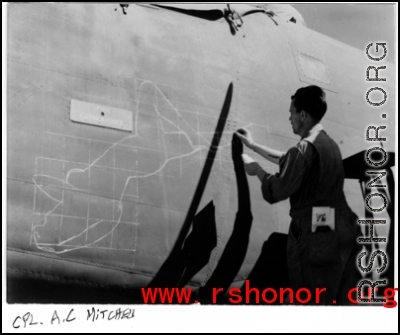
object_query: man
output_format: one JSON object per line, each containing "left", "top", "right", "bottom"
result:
{"left": 235, "top": 85, "right": 361, "bottom": 305}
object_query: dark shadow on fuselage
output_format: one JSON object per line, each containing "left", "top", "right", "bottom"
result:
{"left": 197, "top": 134, "right": 253, "bottom": 304}
{"left": 153, "top": 5, "right": 224, "bottom": 21}
{"left": 148, "top": 83, "right": 233, "bottom": 291}
{"left": 239, "top": 233, "right": 290, "bottom": 305}
{"left": 177, "top": 201, "right": 218, "bottom": 288}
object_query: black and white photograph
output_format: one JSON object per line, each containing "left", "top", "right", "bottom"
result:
{"left": 3, "top": 2, "right": 398, "bottom": 332}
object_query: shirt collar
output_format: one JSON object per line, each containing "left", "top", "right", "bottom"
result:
{"left": 302, "top": 123, "right": 324, "bottom": 141}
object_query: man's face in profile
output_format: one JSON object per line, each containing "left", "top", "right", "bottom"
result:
{"left": 289, "top": 99, "right": 302, "bottom": 135}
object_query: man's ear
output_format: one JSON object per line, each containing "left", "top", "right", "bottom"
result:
{"left": 300, "top": 110, "right": 306, "bottom": 120}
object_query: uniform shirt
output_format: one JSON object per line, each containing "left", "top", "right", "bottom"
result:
{"left": 260, "top": 124, "right": 345, "bottom": 212}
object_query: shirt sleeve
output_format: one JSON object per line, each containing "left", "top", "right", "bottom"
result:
{"left": 260, "top": 146, "right": 308, "bottom": 204}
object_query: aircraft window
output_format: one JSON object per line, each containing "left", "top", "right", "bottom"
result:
{"left": 298, "top": 53, "right": 331, "bottom": 84}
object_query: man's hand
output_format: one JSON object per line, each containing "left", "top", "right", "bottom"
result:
{"left": 235, "top": 128, "right": 254, "bottom": 149}
{"left": 244, "top": 161, "right": 262, "bottom": 176}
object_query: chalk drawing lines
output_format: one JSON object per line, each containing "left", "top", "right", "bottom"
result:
{"left": 31, "top": 80, "right": 227, "bottom": 257}
{"left": 31, "top": 80, "right": 259, "bottom": 259}
{"left": 31, "top": 81, "right": 272, "bottom": 262}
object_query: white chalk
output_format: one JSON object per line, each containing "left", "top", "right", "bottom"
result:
{"left": 241, "top": 154, "right": 255, "bottom": 164}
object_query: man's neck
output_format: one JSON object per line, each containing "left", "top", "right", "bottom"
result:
{"left": 300, "top": 122, "right": 322, "bottom": 139}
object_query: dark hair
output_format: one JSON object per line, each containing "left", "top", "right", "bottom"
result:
{"left": 291, "top": 85, "right": 327, "bottom": 121}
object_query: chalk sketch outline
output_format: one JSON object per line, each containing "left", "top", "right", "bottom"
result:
{"left": 31, "top": 80, "right": 252, "bottom": 260}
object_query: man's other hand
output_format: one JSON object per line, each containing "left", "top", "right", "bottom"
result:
{"left": 244, "top": 161, "right": 262, "bottom": 176}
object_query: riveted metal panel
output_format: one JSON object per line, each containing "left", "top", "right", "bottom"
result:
{"left": 289, "top": 40, "right": 337, "bottom": 93}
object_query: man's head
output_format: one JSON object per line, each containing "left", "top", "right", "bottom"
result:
{"left": 289, "top": 85, "right": 327, "bottom": 136}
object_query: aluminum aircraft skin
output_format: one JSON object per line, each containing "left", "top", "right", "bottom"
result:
{"left": 7, "top": 4, "right": 395, "bottom": 303}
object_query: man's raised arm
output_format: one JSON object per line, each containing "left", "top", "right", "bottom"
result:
{"left": 235, "top": 128, "right": 285, "bottom": 165}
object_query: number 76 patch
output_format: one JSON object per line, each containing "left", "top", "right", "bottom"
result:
{"left": 311, "top": 207, "right": 335, "bottom": 232}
